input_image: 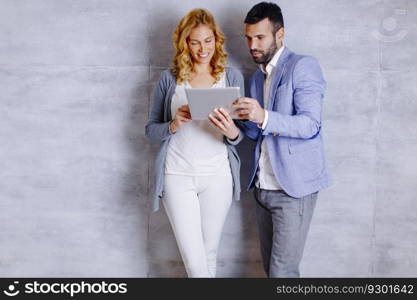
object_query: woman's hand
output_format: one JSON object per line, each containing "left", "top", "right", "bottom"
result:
{"left": 170, "top": 105, "right": 192, "bottom": 133}
{"left": 208, "top": 107, "right": 240, "bottom": 140}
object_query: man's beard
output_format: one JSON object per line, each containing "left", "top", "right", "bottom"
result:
{"left": 251, "top": 39, "right": 278, "bottom": 65}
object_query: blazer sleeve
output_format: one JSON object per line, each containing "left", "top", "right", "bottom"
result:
{"left": 145, "top": 71, "right": 173, "bottom": 142}
{"left": 234, "top": 73, "right": 261, "bottom": 142}
{"left": 226, "top": 69, "right": 245, "bottom": 146}
{"left": 263, "top": 56, "right": 326, "bottom": 139}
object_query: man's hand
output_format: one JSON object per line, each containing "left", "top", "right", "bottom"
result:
{"left": 170, "top": 105, "right": 192, "bottom": 133}
{"left": 231, "top": 97, "right": 265, "bottom": 125}
{"left": 208, "top": 107, "right": 240, "bottom": 140}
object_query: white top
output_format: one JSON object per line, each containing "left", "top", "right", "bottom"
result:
{"left": 255, "top": 45, "right": 285, "bottom": 190}
{"left": 165, "top": 73, "right": 229, "bottom": 176}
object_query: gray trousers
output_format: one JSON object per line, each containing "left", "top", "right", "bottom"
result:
{"left": 254, "top": 187, "right": 318, "bottom": 278}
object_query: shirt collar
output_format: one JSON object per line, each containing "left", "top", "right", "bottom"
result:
{"left": 260, "top": 44, "right": 285, "bottom": 76}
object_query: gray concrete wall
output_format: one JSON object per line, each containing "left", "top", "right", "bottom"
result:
{"left": 0, "top": 0, "right": 416, "bottom": 277}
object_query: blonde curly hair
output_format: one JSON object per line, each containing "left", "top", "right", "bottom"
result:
{"left": 172, "top": 9, "right": 227, "bottom": 84}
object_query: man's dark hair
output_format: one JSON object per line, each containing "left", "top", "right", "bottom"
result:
{"left": 244, "top": 2, "right": 284, "bottom": 33}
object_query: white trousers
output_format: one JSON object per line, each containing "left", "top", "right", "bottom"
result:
{"left": 163, "top": 169, "right": 232, "bottom": 278}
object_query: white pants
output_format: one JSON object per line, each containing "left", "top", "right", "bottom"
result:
{"left": 162, "top": 169, "right": 232, "bottom": 278}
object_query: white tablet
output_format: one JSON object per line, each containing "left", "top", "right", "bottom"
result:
{"left": 185, "top": 87, "right": 241, "bottom": 120}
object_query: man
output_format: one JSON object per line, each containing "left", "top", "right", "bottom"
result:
{"left": 232, "top": 2, "right": 332, "bottom": 277}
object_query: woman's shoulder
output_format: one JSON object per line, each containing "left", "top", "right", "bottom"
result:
{"left": 225, "top": 66, "right": 244, "bottom": 84}
{"left": 225, "top": 66, "right": 242, "bottom": 76}
{"left": 225, "top": 66, "right": 243, "bottom": 79}
{"left": 159, "top": 68, "right": 176, "bottom": 83}
{"left": 153, "top": 69, "right": 176, "bottom": 99}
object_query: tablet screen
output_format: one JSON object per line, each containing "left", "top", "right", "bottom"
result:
{"left": 185, "top": 87, "right": 241, "bottom": 120}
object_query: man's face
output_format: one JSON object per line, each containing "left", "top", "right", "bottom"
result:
{"left": 245, "top": 18, "right": 284, "bottom": 65}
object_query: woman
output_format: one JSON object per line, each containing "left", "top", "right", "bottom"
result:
{"left": 145, "top": 8, "right": 244, "bottom": 277}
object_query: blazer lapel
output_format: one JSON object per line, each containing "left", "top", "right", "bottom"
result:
{"left": 268, "top": 47, "right": 292, "bottom": 109}
{"left": 253, "top": 70, "right": 265, "bottom": 108}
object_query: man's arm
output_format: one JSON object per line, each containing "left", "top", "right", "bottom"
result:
{"left": 263, "top": 56, "right": 325, "bottom": 139}
{"left": 233, "top": 73, "right": 262, "bottom": 141}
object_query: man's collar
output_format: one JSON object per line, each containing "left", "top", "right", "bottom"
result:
{"left": 260, "top": 44, "right": 285, "bottom": 75}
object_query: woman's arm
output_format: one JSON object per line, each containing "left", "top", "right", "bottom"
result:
{"left": 145, "top": 72, "right": 173, "bottom": 142}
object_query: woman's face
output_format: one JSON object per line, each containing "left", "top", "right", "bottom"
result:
{"left": 188, "top": 25, "right": 215, "bottom": 65}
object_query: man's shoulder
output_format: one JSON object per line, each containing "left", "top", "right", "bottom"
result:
{"left": 287, "top": 50, "right": 321, "bottom": 70}
{"left": 248, "top": 69, "right": 263, "bottom": 83}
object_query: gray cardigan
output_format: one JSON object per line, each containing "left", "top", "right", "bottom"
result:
{"left": 145, "top": 67, "right": 245, "bottom": 212}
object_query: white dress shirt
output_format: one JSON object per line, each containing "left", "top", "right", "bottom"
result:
{"left": 255, "top": 45, "right": 285, "bottom": 190}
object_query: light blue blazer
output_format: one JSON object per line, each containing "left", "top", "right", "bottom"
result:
{"left": 240, "top": 47, "right": 332, "bottom": 198}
